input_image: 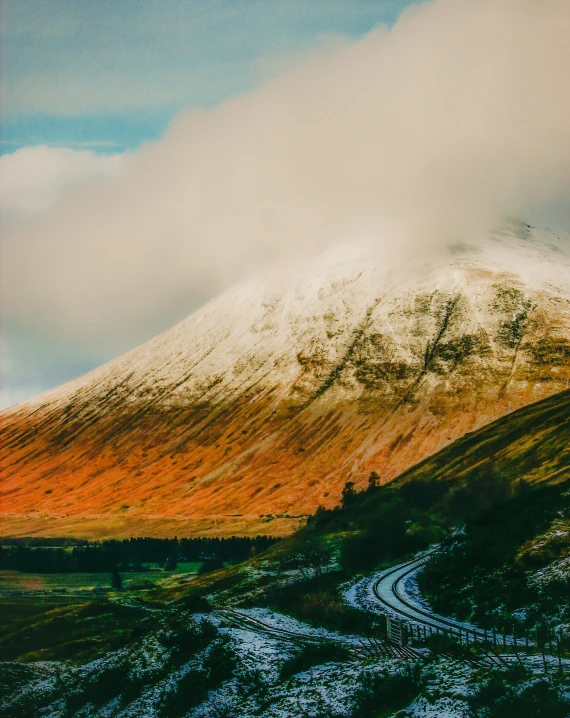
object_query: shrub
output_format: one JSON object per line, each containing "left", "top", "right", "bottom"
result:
{"left": 469, "top": 673, "right": 570, "bottom": 718}
{"left": 161, "top": 618, "right": 218, "bottom": 666}
{"left": 157, "top": 669, "right": 208, "bottom": 718}
{"left": 64, "top": 662, "right": 130, "bottom": 715}
{"left": 279, "top": 642, "right": 351, "bottom": 680}
{"left": 352, "top": 666, "right": 423, "bottom": 718}
{"left": 340, "top": 505, "right": 408, "bottom": 572}
{"left": 420, "top": 631, "right": 479, "bottom": 661}
{"left": 260, "top": 571, "right": 378, "bottom": 635}
{"left": 203, "top": 635, "right": 236, "bottom": 685}
{"left": 237, "top": 667, "right": 271, "bottom": 698}
{"left": 199, "top": 556, "right": 224, "bottom": 574}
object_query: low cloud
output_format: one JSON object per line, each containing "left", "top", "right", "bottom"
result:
{"left": 0, "top": 145, "right": 124, "bottom": 214}
{"left": 2, "top": 0, "right": 570, "bottom": 355}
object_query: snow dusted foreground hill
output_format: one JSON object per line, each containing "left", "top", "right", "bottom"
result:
{"left": 1, "top": 221, "right": 570, "bottom": 538}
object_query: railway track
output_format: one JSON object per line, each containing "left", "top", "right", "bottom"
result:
{"left": 217, "top": 553, "right": 524, "bottom": 667}
{"left": 372, "top": 553, "right": 484, "bottom": 637}
{"left": 219, "top": 608, "right": 420, "bottom": 660}
{"left": 372, "top": 553, "right": 518, "bottom": 666}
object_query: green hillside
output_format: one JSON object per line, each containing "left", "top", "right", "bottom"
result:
{"left": 302, "top": 388, "right": 569, "bottom": 549}
{"left": 392, "top": 387, "right": 570, "bottom": 490}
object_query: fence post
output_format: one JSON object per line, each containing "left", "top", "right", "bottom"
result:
{"left": 548, "top": 630, "right": 552, "bottom": 655}
{"left": 378, "top": 614, "right": 388, "bottom": 639}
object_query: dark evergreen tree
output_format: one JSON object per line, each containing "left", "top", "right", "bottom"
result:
{"left": 367, "top": 471, "right": 380, "bottom": 490}
{"left": 111, "top": 566, "right": 123, "bottom": 590}
{"left": 341, "top": 480, "right": 357, "bottom": 508}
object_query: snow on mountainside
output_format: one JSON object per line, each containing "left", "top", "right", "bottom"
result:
{"left": 1, "top": 221, "right": 570, "bottom": 538}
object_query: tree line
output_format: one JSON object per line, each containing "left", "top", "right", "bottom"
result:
{"left": 0, "top": 535, "right": 277, "bottom": 573}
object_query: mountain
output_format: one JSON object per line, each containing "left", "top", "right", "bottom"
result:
{"left": 1, "top": 220, "right": 570, "bottom": 539}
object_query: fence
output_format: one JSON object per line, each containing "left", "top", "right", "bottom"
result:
{"left": 386, "top": 616, "right": 568, "bottom": 670}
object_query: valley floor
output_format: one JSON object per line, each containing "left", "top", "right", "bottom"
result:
{"left": 2, "top": 548, "right": 569, "bottom": 718}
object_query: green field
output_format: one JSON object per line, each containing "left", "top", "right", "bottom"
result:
{"left": 0, "top": 562, "right": 203, "bottom": 596}
{"left": 0, "top": 562, "right": 203, "bottom": 662}
{"left": 0, "top": 595, "right": 158, "bottom": 662}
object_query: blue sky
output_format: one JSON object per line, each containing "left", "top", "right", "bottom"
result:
{"left": 2, "top": 0, "right": 419, "bottom": 154}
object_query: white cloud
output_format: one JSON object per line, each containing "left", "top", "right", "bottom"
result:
{"left": 2, "top": 0, "right": 570, "bottom": 355}
{"left": 0, "top": 145, "right": 125, "bottom": 214}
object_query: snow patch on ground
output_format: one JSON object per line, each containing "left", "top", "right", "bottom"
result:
{"left": 531, "top": 556, "right": 570, "bottom": 586}
{"left": 400, "top": 570, "right": 434, "bottom": 613}
{"left": 229, "top": 607, "right": 365, "bottom": 645}
{"left": 405, "top": 659, "right": 474, "bottom": 718}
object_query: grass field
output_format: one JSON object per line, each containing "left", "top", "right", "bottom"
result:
{"left": 0, "top": 562, "right": 206, "bottom": 662}
{"left": 0, "top": 562, "right": 203, "bottom": 596}
{"left": 0, "top": 595, "right": 157, "bottom": 662}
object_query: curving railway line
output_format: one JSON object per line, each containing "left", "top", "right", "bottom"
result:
{"left": 215, "top": 551, "right": 519, "bottom": 666}
{"left": 372, "top": 552, "right": 490, "bottom": 642}
{"left": 218, "top": 608, "right": 420, "bottom": 659}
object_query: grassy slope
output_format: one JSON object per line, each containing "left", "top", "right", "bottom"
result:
{"left": 0, "top": 597, "right": 154, "bottom": 662}
{"left": 392, "top": 387, "right": 570, "bottom": 490}
{"left": 299, "top": 388, "right": 570, "bottom": 554}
